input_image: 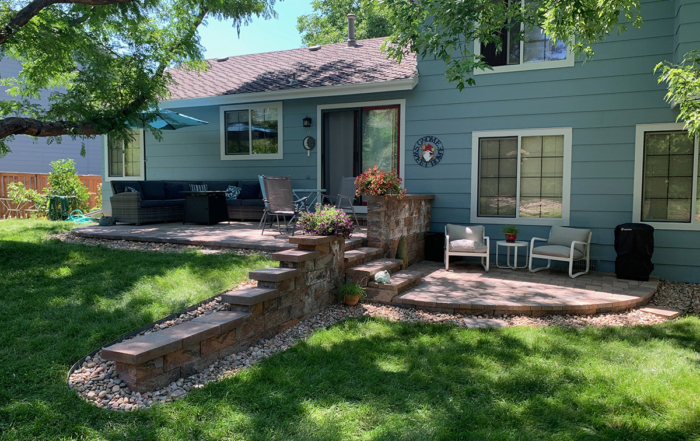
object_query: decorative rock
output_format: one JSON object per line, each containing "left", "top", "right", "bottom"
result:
{"left": 112, "top": 385, "right": 120, "bottom": 393}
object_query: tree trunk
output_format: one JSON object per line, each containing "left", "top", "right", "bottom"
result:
{"left": 0, "top": 117, "right": 103, "bottom": 138}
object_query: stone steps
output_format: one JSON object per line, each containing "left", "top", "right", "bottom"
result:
{"left": 345, "top": 237, "right": 365, "bottom": 251}
{"left": 221, "top": 287, "right": 279, "bottom": 306}
{"left": 345, "top": 258, "right": 403, "bottom": 286}
{"left": 365, "top": 270, "right": 424, "bottom": 303}
{"left": 248, "top": 267, "right": 300, "bottom": 283}
{"left": 343, "top": 247, "right": 382, "bottom": 267}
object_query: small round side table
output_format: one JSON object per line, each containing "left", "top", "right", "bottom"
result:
{"left": 496, "top": 240, "right": 529, "bottom": 270}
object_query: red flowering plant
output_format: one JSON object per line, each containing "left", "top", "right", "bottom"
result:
{"left": 354, "top": 165, "right": 407, "bottom": 199}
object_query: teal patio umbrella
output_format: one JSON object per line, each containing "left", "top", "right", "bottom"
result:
{"left": 130, "top": 109, "right": 209, "bottom": 180}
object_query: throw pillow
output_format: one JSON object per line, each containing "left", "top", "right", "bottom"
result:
{"left": 225, "top": 186, "right": 241, "bottom": 200}
{"left": 124, "top": 186, "right": 138, "bottom": 193}
{"left": 239, "top": 183, "right": 260, "bottom": 199}
{"left": 189, "top": 184, "right": 208, "bottom": 192}
{"left": 450, "top": 239, "right": 487, "bottom": 251}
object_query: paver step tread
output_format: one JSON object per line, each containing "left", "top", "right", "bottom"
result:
{"left": 269, "top": 249, "right": 319, "bottom": 262}
{"left": 346, "top": 258, "right": 403, "bottom": 277}
{"left": 368, "top": 270, "right": 423, "bottom": 293}
{"left": 639, "top": 306, "right": 682, "bottom": 319}
{"left": 221, "top": 287, "right": 279, "bottom": 306}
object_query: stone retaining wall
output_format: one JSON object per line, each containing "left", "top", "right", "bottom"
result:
{"left": 365, "top": 194, "right": 435, "bottom": 266}
{"left": 101, "top": 235, "right": 346, "bottom": 392}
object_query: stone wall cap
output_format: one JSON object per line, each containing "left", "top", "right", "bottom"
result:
{"left": 364, "top": 194, "right": 435, "bottom": 201}
{"left": 220, "top": 287, "right": 280, "bottom": 306}
{"left": 269, "top": 249, "right": 320, "bottom": 262}
{"left": 288, "top": 235, "right": 343, "bottom": 245}
{"left": 249, "top": 267, "right": 300, "bottom": 282}
{"left": 191, "top": 310, "right": 251, "bottom": 332}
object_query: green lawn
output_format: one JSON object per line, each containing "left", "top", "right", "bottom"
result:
{"left": 2, "top": 220, "right": 700, "bottom": 440}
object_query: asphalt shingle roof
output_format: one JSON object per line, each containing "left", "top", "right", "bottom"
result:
{"left": 167, "top": 38, "right": 418, "bottom": 101}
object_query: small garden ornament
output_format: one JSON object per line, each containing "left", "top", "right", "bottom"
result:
{"left": 374, "top": 270, "right": 391, "bottom": 284}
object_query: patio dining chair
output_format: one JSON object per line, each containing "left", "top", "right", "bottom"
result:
{"left": 321, "top": 176, "right": 360, "bottom": 227}
{"left": 444, "top": 224, "right": 490, "bottom": 271}
{"left": 528, "top": 226, "right": 592, "bottom": 278}
{"left": 261, "top": 176, "right": 308, "bottom": 236}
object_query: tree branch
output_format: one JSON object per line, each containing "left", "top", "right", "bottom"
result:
{"left": 0, "top": 116, "right": 102, "bottom": 138}
{"left": 0, "top": 0, "right": 135, "bottom": 45}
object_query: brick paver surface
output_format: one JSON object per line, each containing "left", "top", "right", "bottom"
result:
{"left": 398, "top": 261, "right": 659, "bottom": 314}
{"left": 73, "top": 222, "right": 367, "bottom": 252}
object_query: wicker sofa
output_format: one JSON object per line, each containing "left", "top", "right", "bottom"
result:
{"left": 109, "top": 180, "right": 264, "bottom": 225}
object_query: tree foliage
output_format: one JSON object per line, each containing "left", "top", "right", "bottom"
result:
{"left": 297, "top": 0, "right": 390, "bottom": 46}
{"left": 0, "top": 0, "right": 277, "bottom": 156}
{"left": 656, "top": 52, "right": 700, "bottom": 137}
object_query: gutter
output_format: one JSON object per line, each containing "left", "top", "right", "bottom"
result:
{"left": 160, "top": 75, "right": 419, "bottom": 109}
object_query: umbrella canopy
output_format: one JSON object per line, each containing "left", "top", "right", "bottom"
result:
{"left": 131, "top": 109, "right": 209, "bottom": 130}
{"left": 128, "top": 109, "right": 209, "bottom": 180}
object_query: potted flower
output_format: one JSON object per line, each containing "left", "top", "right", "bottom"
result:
{"left": 502, "top": 225, "right": 520, "bottom": 243}
{"left": 337, "top": 282, "right": 366, "bottom": 306}
{"left": 298, "top": 204, "right": 355, "bottom": 238}
{"left": 355, "top": 165, "right": 407, "bottom": 199}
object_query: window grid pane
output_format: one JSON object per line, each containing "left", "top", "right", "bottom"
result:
{"left": 642, "top": 132, "right": 694, "bottom": 222}
{"left": 251, "top": 107, "right": 279, "bottom": 155}
{"left": 124, "top": 132, "right": 141, "bottom": 178}
{"left": 478, "top": 137, "right": 517, "bottom": 218}
{"left": 225, "top": 110, "right": 250, "bottom": 155}
{"left": 107, "top": 136, "right": 124, "bottom": 178}
{"left": 519, "top": 135, "right": 564, "bottom": 219}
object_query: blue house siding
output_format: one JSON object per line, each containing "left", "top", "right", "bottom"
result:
{"left": 102, "top": 90, "right": 411, "bottom": 213}
{"left": 101, "top": 0, "right": 700, "bottom": 282}
{"left": 0, "top": 58, "right": 102, "bottom": 175}
{"left": 403, "top": 0, "right": 700, "bottom": 282}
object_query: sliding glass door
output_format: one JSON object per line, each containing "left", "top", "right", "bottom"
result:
{"left": 361, "top": 106, "right": 400, "bottom": 175}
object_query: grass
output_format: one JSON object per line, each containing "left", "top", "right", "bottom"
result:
{"left": 2, "top": 219, "right": 700, "bottom": 440}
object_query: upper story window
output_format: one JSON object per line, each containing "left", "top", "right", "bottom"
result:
{"left": 106, "top": 129, "right": 143, "bottom": 180}
{"left": 470, "top": 128, "right": 572, "bottom": 226}
{"left": 475, "top": 0, "right": 574, "bottom": 74}
{"left": 220, "top": 102, "right": 283, "bottom": 160}
{"left": 633, "top": 123, "right": 700, "bottom": 230}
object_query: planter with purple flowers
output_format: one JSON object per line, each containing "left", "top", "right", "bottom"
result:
{"left": 298, "top": 204, "right": 355, "bottom": 238}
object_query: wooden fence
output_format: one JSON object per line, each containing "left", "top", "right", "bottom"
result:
{"left": 0, "top": 172, "right": 102, "bottom": 219}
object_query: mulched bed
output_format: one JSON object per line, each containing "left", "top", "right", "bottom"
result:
{"left": 648, "top": 279, "right": 700, "bottom": 315}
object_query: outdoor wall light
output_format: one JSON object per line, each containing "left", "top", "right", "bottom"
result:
{"left": 303, "top": 117, "right": 312, "bottom": 128}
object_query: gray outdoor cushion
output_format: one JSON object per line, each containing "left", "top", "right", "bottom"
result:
{"left": 547, "top": 226, "right": 590, "bottom": 255}
{"left": 450, "top": 239, "right": 488, "bottom": 253}
{"left": 446, "top": 224, "right": 484, "bottom": 242}
{"left": 533, "top": 244, "right": 584, "bottom": 260}
{"left": 140, "top": 199, "right": 185, "bottom": 208}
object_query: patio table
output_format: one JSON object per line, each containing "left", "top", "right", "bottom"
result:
{"left": 496, "top": 240, "right": 529, "bottom": 270}
{"left": 181, "top": 191, "right": 229, "bottom": 225}
{"left": 292, "top": 188, "right": 326, "bottom": 209}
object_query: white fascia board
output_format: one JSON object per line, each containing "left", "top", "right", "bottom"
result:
{"left": 160, "top": 76, "right": 419, "bottom": 109}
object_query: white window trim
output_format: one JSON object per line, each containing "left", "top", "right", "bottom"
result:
{"left": 219, "top": 101, "right": 284, "bottom": 160}
{"left": 633, "top": 123, "right": 700, "bottom": 231}
{"left": 103, "top": 130, "right": 145, "bottom": 182}
{"left": 470, "top": 127, "right": 573, "bottom": 226}
{"left": 473, "top": 4, "right": 575, "bottom": 76}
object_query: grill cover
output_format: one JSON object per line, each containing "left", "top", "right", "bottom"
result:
{"left": 614, "top": 223, "right": 654, "bottom": 281}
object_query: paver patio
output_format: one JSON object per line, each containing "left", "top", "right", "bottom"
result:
{"left": 72, "top": 222, "right": 367, "bottom": 252}
{"left": 398, "top": 261, "right": 659, "bottom": 316}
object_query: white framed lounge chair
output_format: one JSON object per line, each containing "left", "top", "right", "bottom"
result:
{"left": 445, "top": 224, "right": 490, "bottom": 271}
{"left": 528, "top": 226, "right": 592, "bottom": 278}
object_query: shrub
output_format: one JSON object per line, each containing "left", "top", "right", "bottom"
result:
{"left": 355, "top": 165, "right": 406, "bottom": 198}
{"left": 298, "top": 204, "right": 355, "bottom": 238}
{"left": 46, "top": 159, "right": 90, "bottom": 212}
{"left": 337, "top": 282, "right": 366, "bottom": 301}
{"left": 93, "top": 183, "right": 102, "bottom": 211}
{"left": 6, "top": 182, "right": 46, "bottom": 217}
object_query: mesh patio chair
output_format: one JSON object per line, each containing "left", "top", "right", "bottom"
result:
{"left": 321, "top": 176, "right": 360, "bottom": 227}
{"left": 261, "top": 176, "right": 308, "bottom": 236}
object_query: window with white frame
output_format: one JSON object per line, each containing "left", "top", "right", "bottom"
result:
{"left": 220, "top": 102, "right": 283, "bottom": 160}
{"left": 633, "top": 123, "right": 700, "bottom": 230}
{"left": 470, "top": 128, "right": 572, "bottom": 225}
{"left": 106, "top": 129, "right": 143, "bottom": 180}
{"left": 474, "top": 0, "right": 574, "bottom": 74}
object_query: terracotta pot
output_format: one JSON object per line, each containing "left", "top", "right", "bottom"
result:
{"left": 344, "top": 295, "right": 360, "bottom": 306}
{"left": 505, "top": 233, "right": 517, "bottom": 243}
